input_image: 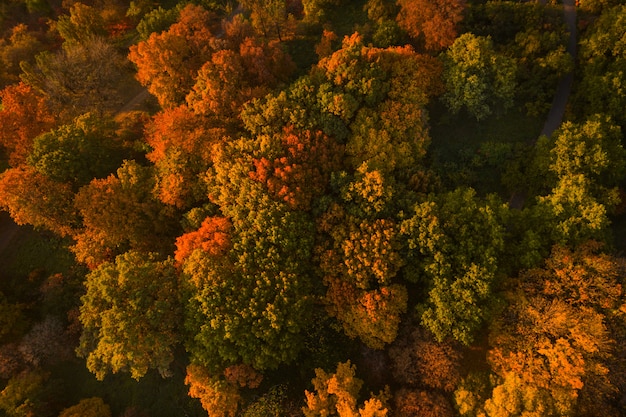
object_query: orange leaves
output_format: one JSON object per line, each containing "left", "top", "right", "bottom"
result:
{"left": 249, "top": 126, "right": 343, "bottom": 210}
{"left": 397, "top": 0, "right": 466, "bottom": 51}
{"left": 0, "top": 82, "right": 55, "bottom": 166}
{"left": 145, "top": 105, "right": 214, "bottom": 164}
{"left": 0, "top": 166, "right": 77, "bottom": 236}
{"left": 186, "top": 37, "right": 294, "bottom": 124}
{"left": 185, "top": 365, "right": 241, "bottom": 417}
{"left": 175, "top": 217, "right": 232, "bottom": 265}
{"left": 128, "top": 4, "right": 216, "bottom": 108}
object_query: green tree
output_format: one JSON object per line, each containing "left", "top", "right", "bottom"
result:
{"left": 77, "top": 251, "right": 181, "bottom": 380}
{"left": 537, "top": 116, "right": 626, "bottom": 246}
{"left": 400, "top": 188, "right": 506, "bottom": 345}
{"left": 576, "top": 6, "right": 626, "bottom": 127}
{"left": 55, "top": 2, "right": 108, "bottom": 44}
{"left": 442, "top": 33, "right": 516, "bottom": 121}
{"left": 183, "top": 137, "right": 315, "bottom": 371}
{"left": 27, "top": 113, "right": 126, "bottom": 187}
{"left": 0, "top": 370, "right": 50, "bottom": 417}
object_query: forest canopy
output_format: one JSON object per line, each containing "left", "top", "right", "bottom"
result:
{"left": 0, "top": 0, "right": 625, "bottom": 416}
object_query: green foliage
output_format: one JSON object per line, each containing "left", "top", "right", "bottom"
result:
{"left": 77, "top": 251, "right": 182, "bottom": 380}
{"left": 136, "top": 5, "right": 182, "bottom": 40}
{"left": 442, "top": 33, "right": 516, "bottom": 121}
{"left": 27, "top": 113, "right": 125, "bottom": 187}
{"left": 577, "top": 5, "right": 626, "bottom": 127}
{"left": 183, "top": 137, "right": 315, "bottom": 371}
{"left": 55, "top": 3, "right": 108, "bottom": 44}
{"left": 401, "top": 188, "right": 506, "bottom": 344}
{"left": 536, "top": 116, "right": 626, "bottom": 246}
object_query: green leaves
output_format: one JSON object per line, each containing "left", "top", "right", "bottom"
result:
{"left": 401, "top": 188, "right": 505, "bottom": 344}
{"left": 77, "top": 251, "right": 181, "bottom": 380}
{"left": 442, "top": 33, "right": 517, "bottom": 121}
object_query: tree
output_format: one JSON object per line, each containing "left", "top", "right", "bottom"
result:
{"left": 396, "top": 0, "right": 466, "bottom": 51}
{"left": 394, "top": 389, "right": 455, "bottom": 417}
{"left": 185, "top": 365, "right": 241, "bottom": 417}
{"left": 484, "top": 243, "right": 626, "bottom": 416}
{"left": 248, "top": 126, "right": 343, "bottom": 210}
{"left": 18, "top": 315, "right": 72, "bottom": 367}
{"left": 27, "top": 113, "right": 126, "bottom": 188}
{"left": 576, "top": 6, "right": 626, "bottom": 127}
{"left": 183, "top": 137, "right": 315, "bottom": 371}
{"left": 537, "top": 116, "right": 626, "bottom": 246}
{"left": 77, "top": 251, "right": 181, "bottom": 380}
{"left": 240, "top": 0, "right": 289, "bottom": 41}
{"left": 442, "top": 33, "right": 516, "bottom": 121}
{"left": 388, "top": 324, "right": 462, "bottom": 391}
{"left": 0, "top": 166, "right": 78, "bottom": 236}
{"left": 316, "top": 172, "right": 408, "bottom": 348}
{"left": 303, "top": 361, "right": 389, "bottom": 417}
{"left": 144, "top": 105, "right": 218, "bottom": 208}
{"left": 58, "top": 398, "right": 112, "bottom": 417}
{"left": 72, "top": 160, "right": 179, "bottom": 267}
{"left": 128, "top": 4, "right": 216, "bottom": 108}
{"left": 0, "top": 370, "right": 49, "bottom": 417}
{"left": 174, "top": 216, "right": 231, "bottom": 264}
{"left": 400, "top": 188, "right": 506, "bottom": 345}
{"left": 0, "top": 24, "right": 45, "bottom": 88}
{"left": 186, "top": 36, "right": 295, "bottom": 126}
{"left": 0, "top": 82, "right": 55, "bottom": 167}
{"left": 21, "top": 37, "right": 129, "bottom": 118}
{"left": 55, "top": 2, "right": 108, "bottom": 44}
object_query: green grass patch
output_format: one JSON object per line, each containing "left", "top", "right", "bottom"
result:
{"left": 427, "top": 102, "right": 544, "bottom": 197}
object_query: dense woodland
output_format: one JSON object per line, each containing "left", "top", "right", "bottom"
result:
{"left": 0, "top": 0, "right": 626, "bottom": 415}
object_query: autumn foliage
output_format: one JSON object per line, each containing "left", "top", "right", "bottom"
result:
{"left": 0, "top": 82, "right": 55, "bottom": 166}
{"left": 129, "top": 4, "right": 216, "bottom": 108}
{"left": 397, "top": 0, "right": 466, "bottom": 51}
